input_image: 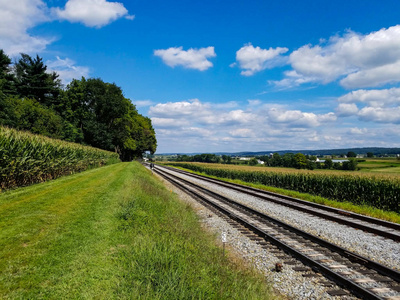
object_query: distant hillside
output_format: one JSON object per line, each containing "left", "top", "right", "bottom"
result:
{"left": 158, "top": 147, "right": 400, "bottom": 157}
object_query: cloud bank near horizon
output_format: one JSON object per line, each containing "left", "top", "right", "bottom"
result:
{"left": 147, "top": 96, "right": 399, "bottom": 153}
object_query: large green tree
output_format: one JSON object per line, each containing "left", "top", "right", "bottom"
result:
{"left": 0, "top": 96, "right": 67, "bottom": 139}
{"left": 294, "top": 153, "right": 308, "bottom": 169}
{"left": 270, "top": 153, "right": 282, "bottom": 166}
{"left": 14, "top": 53, "right": 61, "bottom": 107}
{"left": 1, "top": 50, "right": 157, "bottom": 160}
{"left": 347, "top": 151, "right": 357, "bottom": 158}
{"left": 0, "top": 50, "right": 16, "bottom": 96}
{"left": 58, "top": 77, "right": 157, "bottom": 160}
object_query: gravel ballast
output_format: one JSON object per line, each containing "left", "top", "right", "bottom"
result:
{"left": 162, "top": 167, "right": 400, "bottom": 271}
{"left": 154, "top": 168, "right": 362, "bottom": 300}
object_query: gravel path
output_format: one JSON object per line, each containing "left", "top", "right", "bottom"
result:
{"left": 154, "top": 169, "right": 361, "bottom": 300}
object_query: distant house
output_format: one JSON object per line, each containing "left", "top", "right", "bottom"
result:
{"left": 239, "top": 157, "right": 251, "bottom": 161}
{"left": 257, "top": 160, "right": 265, "bottom": 165}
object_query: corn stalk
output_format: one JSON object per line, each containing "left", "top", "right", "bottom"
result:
{"left": 0, "top": 126, "right": 120, "bottom": 191}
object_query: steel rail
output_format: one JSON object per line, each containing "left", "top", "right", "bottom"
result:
{"left": 157, "top": 164, "right": 400, "bottom": 241}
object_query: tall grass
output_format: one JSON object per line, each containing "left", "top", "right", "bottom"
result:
{"left": 166, "top": 162, "right": 400, "bottom": 213}
{"left": 0, "top": 126, "right": 120, "bottom": 191}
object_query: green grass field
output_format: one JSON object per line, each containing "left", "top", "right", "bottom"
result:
{"left": 0, "top": 162, "right": 274, "bottom": 299}
{"left": 357, "top": 158, "right": 400, "bottom": 174}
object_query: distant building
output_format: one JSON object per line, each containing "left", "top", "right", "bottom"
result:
{"left": 257, "top": 160, "right": 265, "bottom": 165}
{"left": 239, "top": 157, "right": 250, "bottom": 161}
{"left": 318, "top": 159, "right": 349, "bottom": 163}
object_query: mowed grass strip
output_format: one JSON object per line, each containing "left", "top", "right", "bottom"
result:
{"left": 0, "top": 162, "right": 274, "bottom": 299}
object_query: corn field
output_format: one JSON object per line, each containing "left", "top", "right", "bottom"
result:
{"left": 167, "top": 162, "right": 400, "bottom": 213}
{"left": 0, "top": 126, "right": 120, "bottom": 191}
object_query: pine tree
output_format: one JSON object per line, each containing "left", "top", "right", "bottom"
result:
{"left": 14, "top": 53, "right": 61, "bottom": 107}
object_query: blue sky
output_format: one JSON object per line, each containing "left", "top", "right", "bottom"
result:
{"left": 2, "top": 0, "right": 400, "bottom": 153}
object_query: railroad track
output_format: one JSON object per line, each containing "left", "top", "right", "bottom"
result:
{"left": 152, "top": 164, "right": 400, "bottom": 300}
{"left": 157, "top": 164, "right": 400, "bottom": 242}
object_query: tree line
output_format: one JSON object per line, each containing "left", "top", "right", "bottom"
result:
{"left": 176, "top": 154, "right": 222, "bottom": 163}
{"left": 0, "top": 50, "right": 156, "bottom": 161}
{"left": 174, "top": 152, "right": 358, "bottom": 171}
{"left": 257, "top": 153, "right": 358, "bottom": 170}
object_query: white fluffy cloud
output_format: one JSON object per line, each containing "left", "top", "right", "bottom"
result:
{"left": 0, "top": 0, "right": 132, "bottom": 56}
{"left": 150, "top": 99, "right": 210, "bottom": 117}
{"left": 336, "top": 88, "right": 400, "bottom": 124}
{"left": 148, "top": 99, "right": 349, "bottom": 153}
{"left": 150, "top": 99, "right": 336, "bottom": 130}
{"left": 0, "top": 0, "right": 52, "bottom": 55}
{"left": 348, "top": 127, "right": 370, "bottom": 135}
{"left": 0, "top": 0, "right": 131, "bottom": 68}
{"left": 133, "top": 100, "right": 154, "bottom": 107}
{"left": 289, "top": 43, "right": 349, "bottom": 84}
{"left": 229, "top": 128, "right": 256, "bottom": 138}
{"left": 150, "top": 97, "right": 400, "bottom": 153}
{"left": 338, "top": 87, "right": 400, "bottom": 107}
{"left": 274, "top": 25, "right": 400, "bottom": 89}
{"left": 233, "top": 43, "right": 288, "bottom": 76}
{"left": 149, "top": 98, "right": 400, "bottom": 153}
{"left": 336, "top": 103, "right": 359, "bottom": 117}
{"left": 201, "top": 109, "right": 256, "bottom": 126}
{"left": 358, "top": 107, "right": 400, "bottom": 124}
{"left": 54, "top": 0, "right": 133, "bottom": 28}
{"left": 46, "top": 56, "right": 90, "bottom": 84}
{"left": 154, "top": 47, "right": 216, "bottom": 71}
{"left": 340, "top": 60, "right": 400, "bottom": 88}
{"left": 151, "top": 117, "right": 190, "bottom": 128}
{"left": 149, "top": 99, "right": 255, "bottom": 126}
{"left": 268, "top": 108, "right": 336, "bottom": 127}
